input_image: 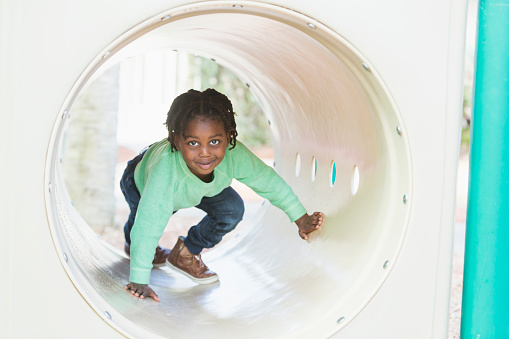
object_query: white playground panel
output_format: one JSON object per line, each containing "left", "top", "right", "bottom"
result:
{"left": 0, "top": 0, "right": 467, "bottom": 338}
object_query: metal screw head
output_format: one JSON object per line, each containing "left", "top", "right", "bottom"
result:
{"left": 362, "top": 63, "right": 370, "bottom": 72}
{"left": 48, "top": 183, "right": 52, "bottom": 193}
{"left": 396, "top": 126, "right": 402, "bottom": 136}
{"left": 383, "top": 260, "right": 390, "bottom": 269}
{"left": 161, "top": 15, "right": 171, "bottom": 21}
{"left": 403, "top": 194, "right": 408, "bottom": 204}
{"left": 104, "top": 311, "right": 112, "bottom": 320}
{"left": 102, "top": 50, "right": 111, "bottom": 59}
{"left": 233, "top": 4, "right": 243, "bottom": 8}
{"left": 63, "top": 253, "right": 68, "bottom": 262}
{"left": 337, "top": 316, "right": 345, "bottom": 324}
{"left": 307, "top": 23, "right": 316, "bottom": 30}
{"left": 61, "top": 109, "right": 68, "bottom": 120}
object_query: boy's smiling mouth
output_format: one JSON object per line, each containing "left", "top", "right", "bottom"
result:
{"left": 196, "top": 159, "right": 216, "bottom": 170}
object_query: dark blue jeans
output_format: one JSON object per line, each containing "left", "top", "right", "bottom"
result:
{"left": 119, "top": 149, "right": 245, "bottom": 255}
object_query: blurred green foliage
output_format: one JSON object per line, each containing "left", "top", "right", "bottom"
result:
{"left": 186, "top": 55, "right": 271, "bottom": 147}
{"left": 461, "top": 84, "right": 472, "bottom": 154}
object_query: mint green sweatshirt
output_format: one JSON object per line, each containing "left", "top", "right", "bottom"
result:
{"left": 129, "top": 138, "right": 307, "bottom": 283}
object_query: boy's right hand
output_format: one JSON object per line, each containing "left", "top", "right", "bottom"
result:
{"left": 295, "top": 212, "right": 323, "bottom": 240}
{"left": 125, "top": 282, "right": 160, "bottom": 302}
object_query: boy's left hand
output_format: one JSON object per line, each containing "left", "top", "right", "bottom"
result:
{"left": 295, "top": 212, "right": 323, "bottom": 240}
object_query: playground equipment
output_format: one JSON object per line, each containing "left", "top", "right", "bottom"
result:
{"left": 0, "top": 0, "right": 467, "bottom": 338}
{"left": 462, "top": 0, "right": 509, "bottom": 336}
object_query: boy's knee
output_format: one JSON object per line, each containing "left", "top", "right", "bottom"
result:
{"left": 229, "top": 192, "right": 244, "bottom": 221}
{"left": 232, "top": 201, "right": 245, "bottom": 223}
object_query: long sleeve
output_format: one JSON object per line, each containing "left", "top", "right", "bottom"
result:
{"left": 231, "top": 143, "right": 307, "bottom": 222}
{"left": 129, "top": 197, "right": 173, "bottom": 283}
{"left": 129, "top": 151, "right": 175, "bottom": 284}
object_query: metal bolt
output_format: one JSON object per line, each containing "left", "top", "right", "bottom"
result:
{"left": 396, "top": 126, "right": 403, "bottom": 136}
{"left": 61, "top": 109, "right": 68, "bottom": 120}
{"left": 403, "top": 194, "right": 408, "bottom": 204}
{"left": 102, "top": 50, "right": 111, "bottom": 59}
{"left": 161, "top": 15, "right": 171, "bottom": 21}
{"left": 48, "top": 183, "right": 52, "bottom": 193}
{"left": 63, "top": 253, "right": 68, "bottom": 262}
{"left": 383, "top": 260, "right": 390, "bottom": 269}
{"left": 337, "top": 316, "right": 345, "bottom": 324}
{"left": 307, "top": 23, "right": 316, "bottom": 30}
{"left": 233, "top": 4, "right": 243, "bottom": 8}
{"left": 104, "top": 311, "right": 112, "bottom": 320}
{"left": 362, "top": 63, "right": 370, "bottom": 72}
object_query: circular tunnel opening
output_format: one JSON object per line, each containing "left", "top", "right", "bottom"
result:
{"left": 60, "top": 49, "right": 270, "bottom": 253}
{"left": 45, "top": 2, "right": 412, "bottom": 338}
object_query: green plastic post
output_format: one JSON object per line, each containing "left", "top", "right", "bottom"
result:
{"left": 461, "top": 0, "right": 509, "bottom": 337}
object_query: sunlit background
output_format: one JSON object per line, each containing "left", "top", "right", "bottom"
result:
{"left": 61, "top": 51, "right": 273, "bottom": 252}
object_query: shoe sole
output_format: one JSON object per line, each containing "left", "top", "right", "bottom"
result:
{"left": 165, "top": 260, "right": 219, "bottom": 284}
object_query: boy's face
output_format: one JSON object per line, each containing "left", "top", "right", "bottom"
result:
{"left": 175, "top": 117, "right": 229, "bottom": 182}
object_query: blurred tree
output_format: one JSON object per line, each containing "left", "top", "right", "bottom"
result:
{"left": 186, "top": 54, "right": 271, "bottom": 147}
{"left": 62, "top": 65, "right": 120, "bottom": 234}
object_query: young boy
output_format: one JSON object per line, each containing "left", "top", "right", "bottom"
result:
{"left": 121, "top": 88, "right": 323, "bottom": 301}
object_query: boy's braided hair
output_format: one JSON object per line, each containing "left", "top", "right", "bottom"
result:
{"left": 165, "top": 88, "right": 238, "bottom": 152}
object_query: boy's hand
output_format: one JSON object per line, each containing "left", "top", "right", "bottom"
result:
{"left": 295, "top": 212, "right": 323, "bottom": 240}
{"left": 125, "top": 282, "right": 160, "bottom": 302}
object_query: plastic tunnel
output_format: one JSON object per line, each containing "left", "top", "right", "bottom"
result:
{"left": 46, "top": 4, "right": 411, "bottom": 338}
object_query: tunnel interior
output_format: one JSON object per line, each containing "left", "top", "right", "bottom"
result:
{"left": 46, "top": 3, "right": 412, "bottom": 338}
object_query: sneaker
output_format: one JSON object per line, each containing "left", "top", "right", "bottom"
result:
{"left": 165, "top": 236, "right": 219, "bottom": 284}
{"left": 124, "top": 242, "right": 171, "bottom": 267}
